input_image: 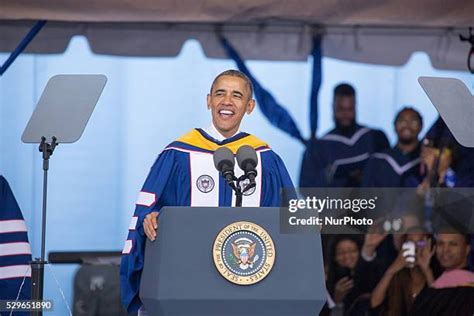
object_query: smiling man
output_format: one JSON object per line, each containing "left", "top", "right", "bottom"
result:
{"left": 207, "top": 70, "right": 255, "bottom": 138}
{"left": 362, "top": 107, "right": 424, "bottom": 187}
{"left": 120, "top": 70, "right": 294, "bottom": 314}
{"left": 300, "top": 83, "right": 389, "bottom": 188}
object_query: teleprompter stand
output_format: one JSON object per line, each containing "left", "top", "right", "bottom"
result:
{"left": 22, "top": 74, "right": 107, "bottom": 316}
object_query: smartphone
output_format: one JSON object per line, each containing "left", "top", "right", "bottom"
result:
{"left": 335, "top": 266, "right": 352, "bottom": 280}
{"left": 402, "top": 241, "right": 416, "bottom": 267}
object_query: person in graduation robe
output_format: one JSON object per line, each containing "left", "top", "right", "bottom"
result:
{"left": 362, "top": 107, "right": 424, "bottom": 188}
{"left": 424, "top": 116, "right": 474, "bottom": 188}
{"left": 0, "top": 175, "right": 32, "bottom": 302}
{"left": 300, "top": 83, "right": 389, "bottom": 188}
{"left": 409, "top": 231, "right": 474, "bottom": 315}
{"left": 120, "top": 70, "right": 294, "bottom": 314}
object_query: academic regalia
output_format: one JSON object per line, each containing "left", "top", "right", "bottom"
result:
{"left": 456, "top": 148, "right": 474, "bottom": 187}
{"left": 0, "top": 175, "right": 32, "bottom": 302}
{"left": 409, "top": 286, "right": 474, "bottom": 316}
{"left": 362, "top": 145, "right": 422, "bottom": 188}
{"left": 300, "top": 124, "right": 389, "bottom": 187}
{"left": 425, "top": 116, "right": 474, "bottom": 187}
{"left": 120, "top": 128, "right": 294, "bottom": 313}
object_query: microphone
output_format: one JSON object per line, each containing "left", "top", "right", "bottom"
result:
{"left": 213, "top": 147, "right": 236, "bottom": 184}
{"left": 236, "top": 145, "right": 258, "bottom": 184}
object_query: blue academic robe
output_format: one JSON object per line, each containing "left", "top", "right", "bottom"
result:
{"left": 362, "top": 145, "right": 422, "bottom": 187}
{"left": 425, "top": 116, "right": 474, "bottom": 187}
{"left": 300, "top": 125, "right": 389, "bottom": 187}
{"left": 0, "top": 175, "right": 32, "bottom": 302}
{"left": 120, "top": 129, "right": 294, "bottom": 312}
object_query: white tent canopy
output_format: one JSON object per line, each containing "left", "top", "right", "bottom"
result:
{"left": 1, "top": 0, "right": 473, "bottom": 70}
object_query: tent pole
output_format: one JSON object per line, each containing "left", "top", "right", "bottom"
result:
{"left": 0, "top": 20, "right": 47, "bottom": 76}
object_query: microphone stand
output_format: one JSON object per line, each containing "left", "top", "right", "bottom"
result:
{"left": 235, "top": 175, "right": 257, "bottom": 207}
{"left": 223, "top": 174, "right": 243, "bottom": 207}
{"left": 235, "top": 188, "right": 243, "bottom": 207}
{"left": 224, "top": 174, "right": 256, "bottom": 207}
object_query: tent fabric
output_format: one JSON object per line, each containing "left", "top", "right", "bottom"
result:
{"left": 1, "top": 1, "right": 473, "bottom": 26}
{"left": 0, "top": 1, "right": 473, "bottom": 71}
{"left": 310, "top": 35, "right": 322, "bottom": 137}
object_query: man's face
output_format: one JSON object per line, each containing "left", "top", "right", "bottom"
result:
{"left": 436, "top": 233, "right": 470, "bottom": 270}
{"left": 395, "top": 110, "right": 422, "bottom": 144}
{"left": 207, "top": 75, "right": 255, "bottom": 138}
{"left": 333, "top": 95, "right": 355, "bottom": 128}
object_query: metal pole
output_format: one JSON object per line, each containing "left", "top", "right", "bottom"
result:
{"left": 41, "top": 169, "right": 48, "bottom": 261}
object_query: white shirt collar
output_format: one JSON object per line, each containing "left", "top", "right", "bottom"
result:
{"left": 204, "top": 123, "right": 240, "bottom": 142}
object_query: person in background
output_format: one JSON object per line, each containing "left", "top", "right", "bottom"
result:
{"left": 431, "top": 231, "right": 473, "bottom": 287}
{"left": 408, "top": 230, "right": 474, "bottom": 315}
{"left": 360, "top": 212, "right": 425, "bottom": 280}
{"left": 418, "top": 116, "right": 457, "bottom": 189}
{"left": 326, "top": 235, "right": 374, "bottom": 315}
{"left": 370, "top": 228, "right": 434, "bottom": 316}
{"left": 300, "top": 83, "right": 389, "bottom": 188}
{"left": 423, "top": 116, "right": 474, "bottom": 188}
{"left": 363, "top": 107, "right": 423, "bottom": 187}
{"left": 418, "top": 140, "right": 454, "bottom": 191}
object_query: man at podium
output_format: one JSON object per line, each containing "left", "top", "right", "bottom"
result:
{"left": 120, "top": 70, "right": 294, "bottom": 314}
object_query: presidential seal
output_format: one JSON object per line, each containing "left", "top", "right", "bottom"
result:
{"left": 196, "top": 175, "right": 215, "bottom": 193}
{"left": 212, "top": 221, "right": 275, "bottom": 285}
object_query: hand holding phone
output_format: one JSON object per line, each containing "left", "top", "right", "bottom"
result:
{"left": 402, "top": 241, "right": 416, "bottom": 268}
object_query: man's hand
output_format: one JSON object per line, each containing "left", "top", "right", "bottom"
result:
{"left": 143, "top": 212, "right": 159, "bottom": 241}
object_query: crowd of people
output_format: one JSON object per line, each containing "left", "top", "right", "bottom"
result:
{"left": 300, "top": 84, "right": 474, "bottom": 315}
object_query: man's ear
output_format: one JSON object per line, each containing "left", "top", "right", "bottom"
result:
{"left": 246, "top": 99, "right": 256, "bottom": 114}
{"left": 207, "top": 94, "right": 211, "bottom": 109}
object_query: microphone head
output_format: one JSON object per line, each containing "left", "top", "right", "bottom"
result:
{"left": 213, "top": 147, "right": 235, "bottom": 172}
{"left": 236, "top": 145, "right": 258, "bottom": 172}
